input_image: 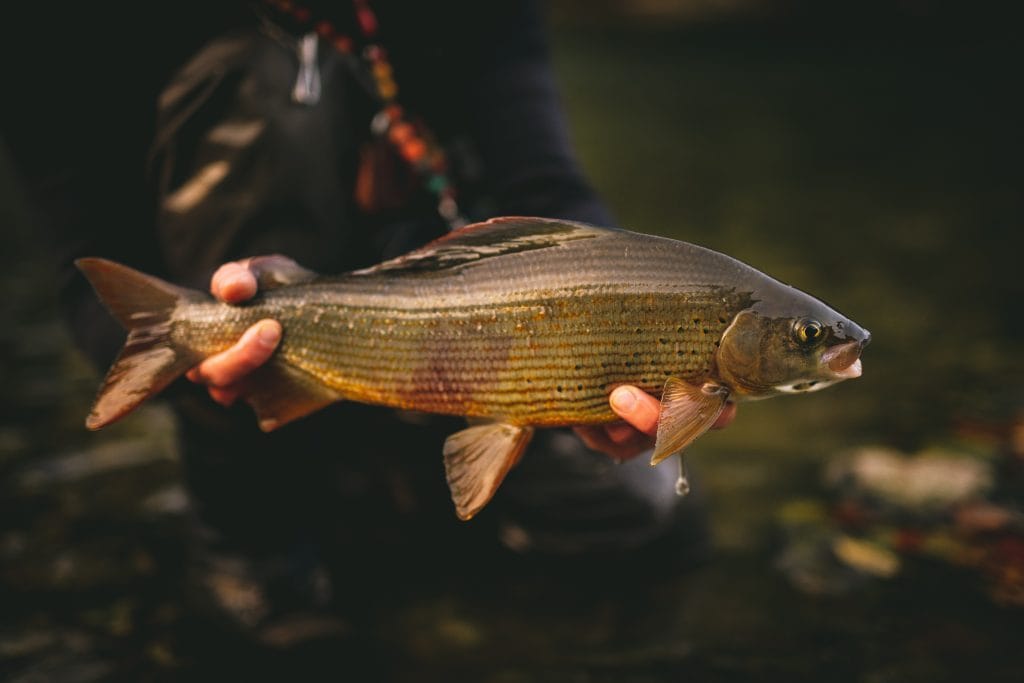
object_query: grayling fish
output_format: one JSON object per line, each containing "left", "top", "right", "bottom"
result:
{"left": 76, "top": 217, "right": 870, "bottom": 519}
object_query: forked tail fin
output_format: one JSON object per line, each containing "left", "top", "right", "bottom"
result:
{"left": 75, "top": 258, "right": 207, "bottom": 430}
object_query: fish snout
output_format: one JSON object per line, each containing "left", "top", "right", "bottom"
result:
{"left": 821, "top": 338, "right": 867, "bottom": 379}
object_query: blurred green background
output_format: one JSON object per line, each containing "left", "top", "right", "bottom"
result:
{"left": 2, "top": 1, "right": 1022, "bottom": 681}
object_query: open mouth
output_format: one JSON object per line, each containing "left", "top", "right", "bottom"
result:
{"left": 821, "top": 339, "right": 867, "bottom": 379}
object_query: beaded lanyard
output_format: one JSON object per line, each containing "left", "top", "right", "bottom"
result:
{"left": 262, "top": 0, "right": 467, "bottom": 231}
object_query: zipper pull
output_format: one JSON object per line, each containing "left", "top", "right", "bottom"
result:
{"left": 292, "top": 33, "right": 321, "bottom": 105}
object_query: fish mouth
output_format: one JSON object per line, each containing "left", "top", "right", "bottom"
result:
{"left": 821, "top": 339, "right": 868, "bottom": 379}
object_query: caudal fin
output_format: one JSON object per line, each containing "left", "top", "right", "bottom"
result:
{"left": 75, "top": 258, "right": 206, "bottom": 430}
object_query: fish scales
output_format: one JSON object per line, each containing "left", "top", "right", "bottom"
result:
{"left": 166, "top": 222, "right": 758, "bottom": 426}
{"left": 175, "top": 283, "right": 744, "bottom": 426}
{"left": 76, "top": 216, "right": 870, "bottom": 521}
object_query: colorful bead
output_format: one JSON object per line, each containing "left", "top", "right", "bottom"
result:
{"left": 401, "top": 139, "right": 427, "bottom": 163}
{"left": 372, "top": 61, "right": 392, "bottom": 80}
{"left": 355, "top": 3, "right": 378, "bottom": 36}
{"left": 427, "top": 174, "right": 448, "bottom": 194}
{"left": 332, "top": 36, "right": 353, "bottom": 54}
{"left": 377, "top": 79, "right": 397, "bottom": 100}
{"left": 315, "top": 21, "right": 334, "bottom": 39}
{"left": 388, "top": 122, "right": 414, "bottom": 145}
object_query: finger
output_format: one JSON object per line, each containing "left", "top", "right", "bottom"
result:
{"left": 190, "top": 319, "right": 281, "bottom": 387}
{"left": 609, "top": 386, "right": 661, "bottom": 436}
{"left": 573, "top": 425, "right": 613, "bottom": 454}
{"left": 573, "top": 426, "right": 633, "bottom": 461}
{"left": 211, "top": 261, "right": 258, "bottom": 303}
{"left": 605, "top": 421, "right": 642, "bottom": 445}
{"left": 572, "top": 425, "right": 653, "bottom": 462}
{"left": 207, "top": 385, "right": 242, "bottom": 407}
{"left": 712, "top": 401, "right": 737, "bottom": 430}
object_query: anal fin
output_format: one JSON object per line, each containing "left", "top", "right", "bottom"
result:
{"left": 443, "top": 423, "right": 534, "bottom": 521}
{"left": 242, "top": 361, "right": 343, "bottom": 431}
{"left": 650, "top": 378, "right": 729, "bottom": 465}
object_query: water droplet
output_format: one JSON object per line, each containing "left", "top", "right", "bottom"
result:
{"left": 675, "top": 456, "right": 690, "bottom": 496}
{"left": 675, "top": 475, "right": 690, "bottom": 496}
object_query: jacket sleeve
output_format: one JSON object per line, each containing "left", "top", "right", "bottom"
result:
{"left": 460, "top": 1, "right": 615, "bottom": 226}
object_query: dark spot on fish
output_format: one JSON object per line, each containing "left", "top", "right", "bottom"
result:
{"left": 659, "top": 337, "right": 668, "bottom": 345}
{"left": 676, "top": 350, "right": 684, "bottom": 357}
{"left": 691, "top": 350, "right": 699, "bottom": 356}
{"left": 718, "top": 315, "right": 728, "bottom": 324}
{"left": 556, "top": 385, "right": 563, "bottom": 392}
{"left": 677, "top": 326, "right": 685, "bottom": 334}
{"left": 576, "top": 384, "right": 583, "bottom": 391}
{"left": 574, "top": 364, "right": 581, "bottom": 371}
{"left": 664, "top": 370, "right": 672, "bottom": 376}
{"left": 632, "top": 352, "right": 641, "bottom": 359}
{"left": 635, "top": 327, "right": 643, "bottom": 335}
{"left": 702, "top": 328, "right": 710, "bottom": 335}
{"left": 713, "top": 340, "right": 720, "bottom": 347}
{"left": 693, "top": 318, "right": 701, "bottom": 325}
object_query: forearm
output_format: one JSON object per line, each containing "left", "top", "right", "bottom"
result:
{"left": 463, "top": 2, "right": 614, "bottom": 225}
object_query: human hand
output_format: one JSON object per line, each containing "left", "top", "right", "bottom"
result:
{"left": 184, "top": 256, "right": 305, "bottom": 406}
{"left": 573, "top": 386, "right": 737, "bottom": 462}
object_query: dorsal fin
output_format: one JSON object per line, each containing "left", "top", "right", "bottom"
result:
{"left": 351, "top": 217, "right": 606, "bottom": 277}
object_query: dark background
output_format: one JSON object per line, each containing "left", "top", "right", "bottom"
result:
{"left": 1, "top": 1, "right": 1022, "bottom": 680}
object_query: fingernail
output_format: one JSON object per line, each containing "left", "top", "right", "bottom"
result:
{"left": 610, "top": 387, "right": 636, "bottom": 413}
{"left": 258, "top": 322, "right": 280, "bottom": 346}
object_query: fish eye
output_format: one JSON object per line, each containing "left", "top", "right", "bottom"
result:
{"left": 795, "top": 318, "right": 824, "bottom": 345}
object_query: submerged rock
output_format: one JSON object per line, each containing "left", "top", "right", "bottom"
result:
{"left": 777, "top": 438, "right": 1024, "bottom": 606}
{"left": 824, "top": 445, "right": 994, "bottom": 513}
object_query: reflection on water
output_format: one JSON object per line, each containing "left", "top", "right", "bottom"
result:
{"left": 2, "top": 15, "right": 1022, "bottom": 682}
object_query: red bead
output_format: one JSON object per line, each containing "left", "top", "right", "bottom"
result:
{"left": 356, "top": 6, "right": 378, "bottom": 36}
{"left": 401, "top": 139, "right": 427, "bottom": 163}
{"left": 332, "top": 36, "right": 353, "bottom": 54}
{"left": 315, "top": 21, "right": 334, "bottom": 39}
{"left": 388, "top": 122, "right": 414, "bottom": 145}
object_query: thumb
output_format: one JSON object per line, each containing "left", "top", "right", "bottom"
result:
{"left": 609, "top": 386, "right": 660, "bottom": 437}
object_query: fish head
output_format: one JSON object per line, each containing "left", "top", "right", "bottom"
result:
{"left": 715, "top": 287, "right": 870, "bottom": 399}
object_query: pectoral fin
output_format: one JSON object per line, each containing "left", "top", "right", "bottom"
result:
{"left": 650, "top": 378, "right": 729, "bottom": 465}
{"left": 443, "top": 423, "right": 534, "bottom": 521}
{"left": 243, "top": 362, "right": 343, "bottom": 431}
